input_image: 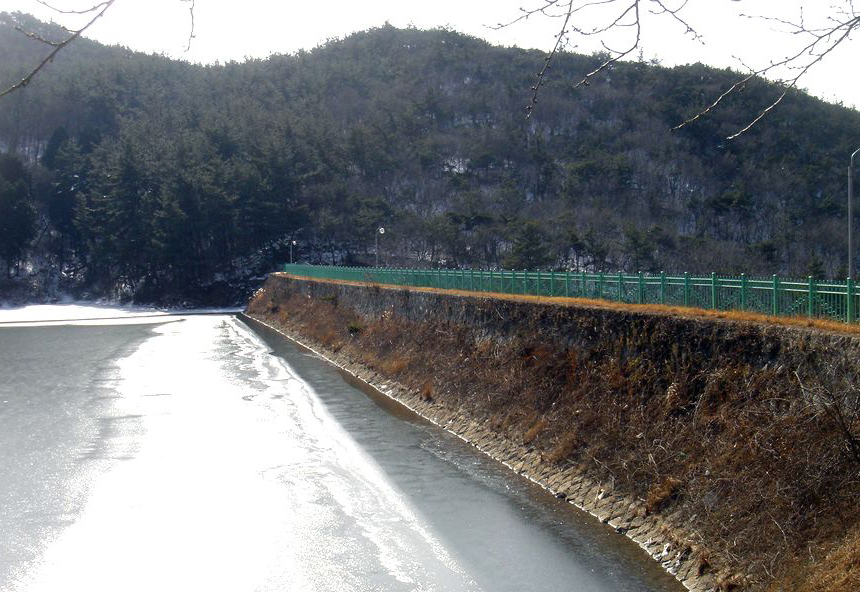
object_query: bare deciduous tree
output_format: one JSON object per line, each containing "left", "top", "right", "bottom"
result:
{"left": 502, "top": 0, "right": 859, "bottom": 137}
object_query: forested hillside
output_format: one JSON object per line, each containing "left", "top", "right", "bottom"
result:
{"left": 2, "top": 11, "right": 859, "bottom": 302}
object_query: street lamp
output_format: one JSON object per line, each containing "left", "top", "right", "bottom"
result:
{"left": 850, "top": 148, "right": 860, "bottom": 279}
{"left": 375, "top": 227, "right": 385, "bottom": 268}
{"left": 289, "top": 240, "right": 297, "bottom": 265}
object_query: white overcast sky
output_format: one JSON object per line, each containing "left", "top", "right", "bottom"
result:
{"left": 4, "top": 0, "right": 858, "bottom": 108}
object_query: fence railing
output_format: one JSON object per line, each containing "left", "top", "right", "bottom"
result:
{"left": 283, "top": 263, "right": 860, "bottom": 324}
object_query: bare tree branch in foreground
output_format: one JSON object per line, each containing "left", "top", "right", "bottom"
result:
{"left": 1, "top": 0, "right": 197, "bottom": 98}
{"left": 180, "top": 0, "right": 195, "bottom": 52}
{"left": 0, "top": 1, "right": 116, "bottom": 99}
{"left": 674, "top": 3, "right": 860, "bottom": 139}
{"left": 505, "top": 0, "right": 859, "bottom": 138}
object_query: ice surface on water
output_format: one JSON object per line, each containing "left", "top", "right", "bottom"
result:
{"left": 8, "top": 316, "right": 479, "bottom": 592}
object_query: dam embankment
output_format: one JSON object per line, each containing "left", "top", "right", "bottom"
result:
{"left": 245, "top": 273, "right": 860, "bottom": 592}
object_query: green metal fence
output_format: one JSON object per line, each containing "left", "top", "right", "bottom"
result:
{"left": 283, "top": 263, "right": 860, "bottom": 324}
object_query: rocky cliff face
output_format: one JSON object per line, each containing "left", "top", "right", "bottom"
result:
{"left": 246, "top": 273, "right": 860, "bottom": 592}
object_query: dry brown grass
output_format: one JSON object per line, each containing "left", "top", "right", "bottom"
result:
{"left": 419, "top": 380, "right": 434, "bottom": 401}
{"left": 522, "top": 418, "right": 546, "bottom": 445}
{"left": 318, "top": 329, "right": 339, "bottom": 348}
{"left": 546, "top": 431, "right": 583, "bottom": 464}
{"left": 775, "top": 530, "right": 860, "bottom": 592}
{"left": 380, "top": 357, "right": 409, "bottom": 376}
{"left": 645, "top": 477, "right": 683, "bottom": 514}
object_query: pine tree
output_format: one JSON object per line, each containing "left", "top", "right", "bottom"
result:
{"left": 0, "top": 169, "right": 35, "bottom": 276}
{"left": 504, "top": 222, "right": 552, "bottom": 270}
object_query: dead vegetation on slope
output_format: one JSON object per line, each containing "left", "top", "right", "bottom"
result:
{"left": 248, "top": 279, "right": 860, "bottom": 591}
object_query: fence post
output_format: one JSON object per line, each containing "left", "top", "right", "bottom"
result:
{"left": 617, "top": 272, "right": 623, "bottom": 302}
{"left": 598, "top": 272, "right": 604, "bottom": 300}
{"left": 581, "top": 270, "right": 587, "bottom": 298}
{"left": 565, "top": 271, "right": 570, "bottom": 298}
{"left": 807, "top": 276, "right": 815, "bottom": 318}
{"left": 741, "top": 274, "right": 747, "bottom": 311}
{"left": 772, "top": 274, "right": 779, "bottom": 316}
{"left": 537, "top": 270, "right": 542, "bottom": 296}
{"left": 637, "top": 271, "right": 644, "bottom": 304}
{"left": 550, "top": 270, "right": 555, "bottom": 297}
{"left": 848, "top": 278, "right": 855, "bottom": 323}
{"left": 711, "top": 272, "right": 718, "bottom": 310}
{"left": 683, "top": 272, "right": 690, "bottom": 307}
{"left": 660, "top": 271, "right": 666, "bottom": 305}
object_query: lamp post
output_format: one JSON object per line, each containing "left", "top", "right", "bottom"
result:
{"left": 375, "top": 227, "right": 385, "bottom": 268}
{"left": 289, "top": 240, "right": 297, "bottom": 264}
{"left": 851, "top": 149, "right": 860, "bottom": 280}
